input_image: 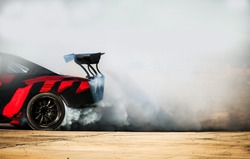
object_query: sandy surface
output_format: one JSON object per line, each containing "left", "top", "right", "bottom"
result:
{"left": 0, "top": 128, "right": 249, "bottom": 159}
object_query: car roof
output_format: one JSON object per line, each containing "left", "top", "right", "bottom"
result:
{"left": 0, "top": 53, "right": 57, "bottom": 75}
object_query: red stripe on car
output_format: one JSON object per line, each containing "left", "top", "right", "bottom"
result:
{"left": 2, "top": 85, "right": 32, "bottom": 118}
{"left": 76, "top": 81, "right": 90, "bottom": 94}
{"left": 25, "top": 76, "right": 64, "bottom": 85}
{"left": 9, "top": 120, "right": 20, "bottom": 125}
{"left": 57, "top": 81, "right": 74, "bottom": 93}
{"left": 25, "top": 76, "right": 64, "bottom": 93}
{"left": 40, "top": 81, "right": 57, "bottom": 92}
{"left": 9, "top": 112, "right": 22, "bottom": 125}
{"left": 0, "top": 75, "right": 15, "bottom": 83}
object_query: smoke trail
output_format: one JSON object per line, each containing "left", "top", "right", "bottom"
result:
{"left": 60, "top": 65, "right": 250, "bottom": 131}
{"left": 0, "top": 0, "right": 249, "bottom": 131}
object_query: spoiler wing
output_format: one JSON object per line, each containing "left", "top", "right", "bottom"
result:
{"left": 64, "top": 52, "right": 105, "bottom": 78}
{"left": 64, "top": 53, "right": 104, "bottom": 64}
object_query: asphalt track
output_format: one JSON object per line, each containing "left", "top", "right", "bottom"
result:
{"left": 0, "top": 126, "right": 249, "bottom": 159}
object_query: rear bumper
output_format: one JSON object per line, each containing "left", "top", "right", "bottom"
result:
{"left": 89, "top": 75, "right": 105, "bottom": 103}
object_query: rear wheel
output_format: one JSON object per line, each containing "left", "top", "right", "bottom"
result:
{"left": 26, "top": 93, "right": 65, "bottom": 130}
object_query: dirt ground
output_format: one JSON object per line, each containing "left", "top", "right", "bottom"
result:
{"left": 0, "top": 127, "right": 249, "bottom": 159}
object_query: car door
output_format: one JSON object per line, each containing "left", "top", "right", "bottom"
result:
{"left": 0, "top": 55, "right": 29, "bottom": 117}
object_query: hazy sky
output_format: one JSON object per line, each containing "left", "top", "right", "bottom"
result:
{"left": 0, "top": 0, "right": 250, "bottom": 130}
{"left": 0, "top": 0, "right": 249, "bottom": 73}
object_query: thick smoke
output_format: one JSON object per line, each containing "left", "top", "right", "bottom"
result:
{"left": 0, "top": 0, "right": 249, "bottom": 131}
{"left": 60, "top": 65, "right": 250, "bottom": 131}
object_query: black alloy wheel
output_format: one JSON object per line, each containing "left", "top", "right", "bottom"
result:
{"left": 26, "top": 93, "right": 65, "bottom": 130}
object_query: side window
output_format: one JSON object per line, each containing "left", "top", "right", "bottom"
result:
{"left": 7, "top": 61, "right": 29, "bottom": 74}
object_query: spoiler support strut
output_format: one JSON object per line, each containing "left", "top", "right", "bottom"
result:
{"left": 64, "top": 53, "right": 104, "bottom": 78}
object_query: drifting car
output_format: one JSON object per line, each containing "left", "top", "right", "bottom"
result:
{"left": 0, "top": 52, "right": 104, "bottom": 130}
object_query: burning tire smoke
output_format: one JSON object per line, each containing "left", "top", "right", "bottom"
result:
{"left": 0, "top": 0, "right": 249, "bottom": 131}
{"left": 61, "top": 67, "right": 250, "bottom": 131}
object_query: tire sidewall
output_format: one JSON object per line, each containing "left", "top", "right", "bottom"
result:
{"left": 26, "top": 92, "right": 65, "bottom": 130}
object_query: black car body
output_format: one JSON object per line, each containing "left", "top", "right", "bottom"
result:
{"left": 0, "top": 52, "right": 104, "bottom": 130}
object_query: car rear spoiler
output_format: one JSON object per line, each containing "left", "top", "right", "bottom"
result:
{"left": 64, "top": 53, "right": 105, "bottom": 78}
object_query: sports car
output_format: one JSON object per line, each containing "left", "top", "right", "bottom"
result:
{"left": 0, "top": 52, "right": 105, "bottom": 130}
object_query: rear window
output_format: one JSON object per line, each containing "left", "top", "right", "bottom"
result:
{"left": 7, "top": 61, "right": 29, "bottom": 74}
{"left": 0, "top": 53, "right": 56, "bottom": 75}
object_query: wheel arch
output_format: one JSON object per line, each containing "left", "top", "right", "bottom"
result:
{"left": 25, "top": 92, "right": 66, "bottom": 130}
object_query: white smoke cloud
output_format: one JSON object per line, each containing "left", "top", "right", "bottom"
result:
{"left": 61, "top": 107, "right": 102, "bottom": 129}
{"left": 0, "top": 0, "right": 249, "bottom": 131}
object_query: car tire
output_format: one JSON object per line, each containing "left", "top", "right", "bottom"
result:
{"left": 26, "top": 93, "right": 65, "bottom": 130}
